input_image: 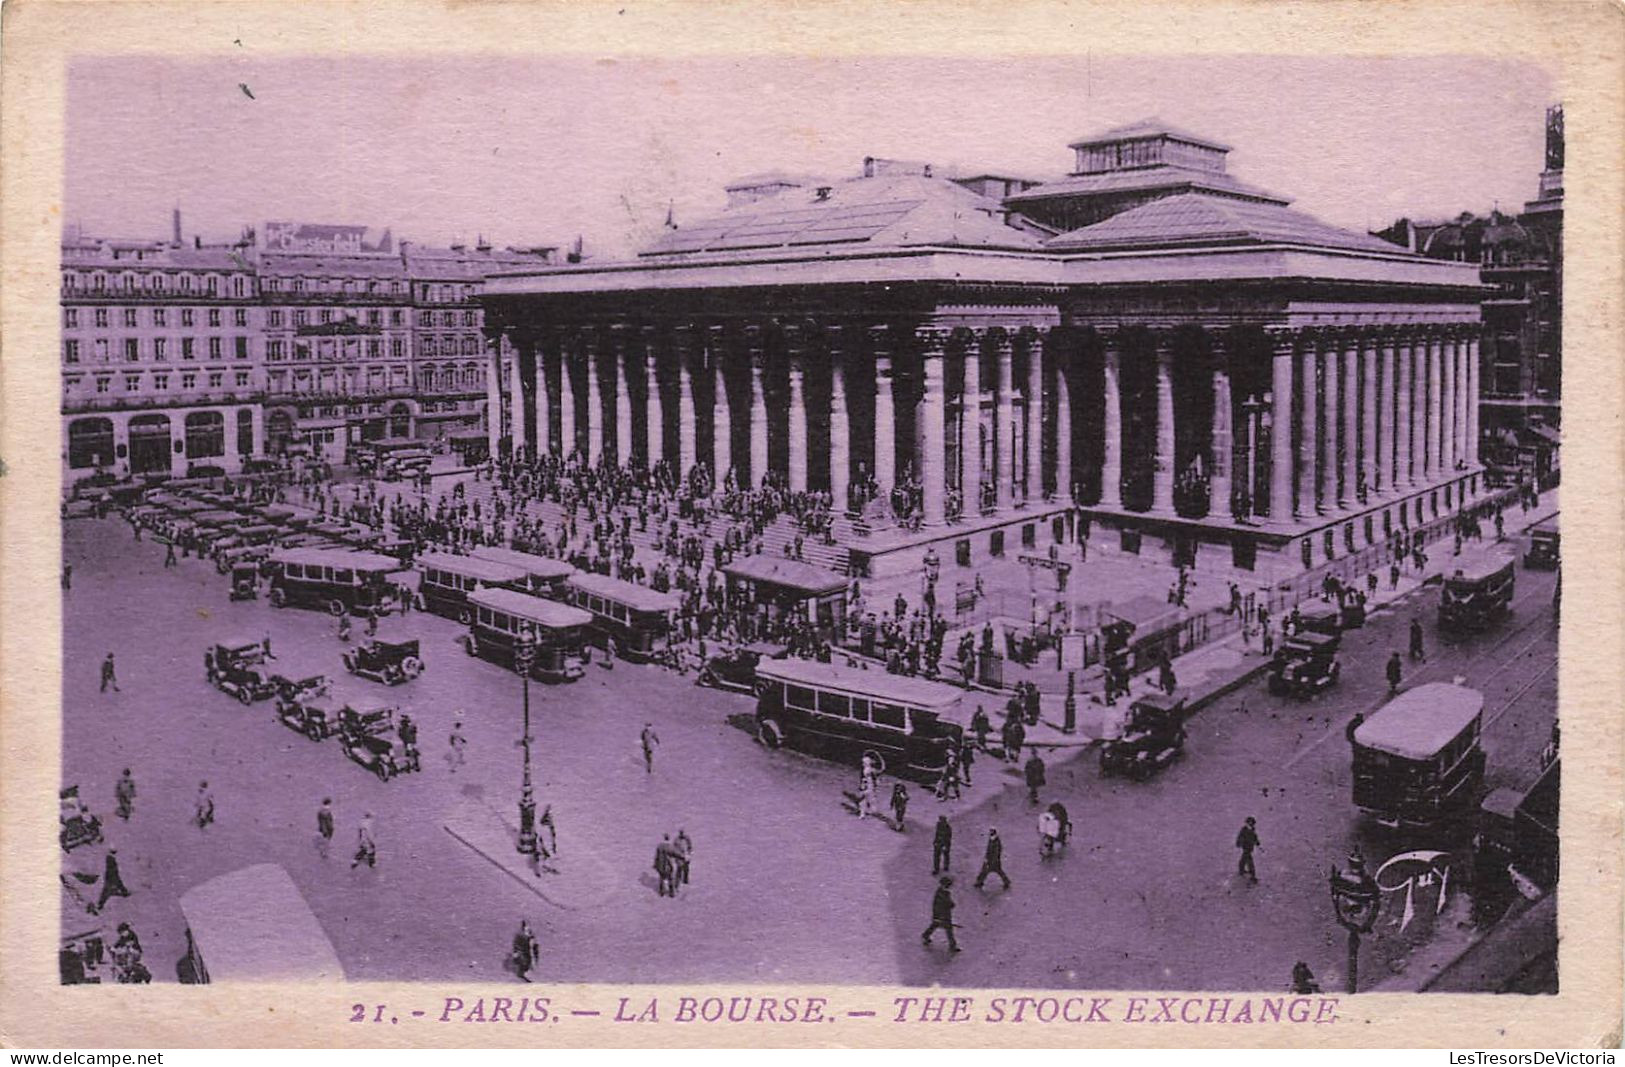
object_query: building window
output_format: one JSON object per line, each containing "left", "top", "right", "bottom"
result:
{"left": 209, "top": 337, "right": 222, "bottom": 359}
{"left": 123, "top": 374, "right": 140, "bottom": 391}
{"left": 235, "top": 337, "right": 249, "bottom": 359}
{"left": 94, "top": 308, "right": 108, "bottom": 328}
{"left": 124, "top": 308, "right": 138, "bottom": 328}
{"left": 185, "top": 410, "right": 225, "bottom": 458}
{"left": 206, "top": 276, "right": 218, "bottom": 297}
{"left": 94, "top": 339, "right": 108, "bottom": 362}
{"left": 267, "top": 341, "right": 284, "bottom": 361}
{"left": 320, "top": 309, "right": 333, "bottom": 324}
{"left": 64, "top": 340, "right": 79, "bottom": 364}
{"left": 153, "top": 308, "right": 166, "bottom": 327}
{"left": 268, "top": 309, "right": 283, "bottom": 327}
{"left": 463, "top": 310, "right": 476, "bottom": 327}
{"left": 182, "top": 338, "right": 195, "bottom": 360}
{"left": 390, "top": 310, "right": 403, "bottom": 326}
{"left": 234, "top": 308, "right": 247, "bottom": 327}
{"left": 95, "top": 376, "right": 111, "bottom": 393}
{"left": 419, "top": 310, "right": 432, "bottom": 326}
{"left": 180, "top": 275, "right": 192, "bottom": 292}
{"left": 208, "top": 308, "right": 221, "bottom": 328}
{"left": 154, "top": 338, "right": 167, "bottom": 361}
{"left": 125, "top": 338, "right": 140, "bottom": 362}
{"left": 93, "top": 273, "right": 106, "bottom": 291}
{"left": 442, "top": 311, "right": 456, "bottom": 328}
{"left": 235, "top": 371, "right": 250, "bottom": 388}
{"left": 237, "top": 409, "right": 254, "bottom": 455}
{"left": 208, "top": 371, "right": 223, "bottom": 389}
{"left": 294, "top": 310, "right": 308, "bottom": 327}
{"left": 64, "top": 308, "right": 78, "bottom": 329}
{"left": 368, "top": 310, "right": 381, "bottom": 326}
{"left": 367, "top": 339, "right": 381, "bottom": 358}
{"left": 181, "top": 308, "right": 195, "bottom": 327}
{"left": 422, "top": 337, "right": 437, "bottom": 357}
{"left": 181, "top": 372, "right": 197, "bottom": 390}
{"left": 154, "top": 374, "right": 169, "bottom": 390}
{"left": 233, "top": 276, "right": 246, "bottom": 298}
{"left": 62, "top": 274, "right": 77, "bottom": 292}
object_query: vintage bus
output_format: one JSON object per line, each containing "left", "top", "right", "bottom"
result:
{"left": 470, "top": 545, "right": 577, "bottom": 598}
{"left": 754, "top": 659, "right": 966, "bottom": 779}
{"left": 415, "top": 552, "right": 530, "bottom": 623}
{"left": 564, "top": 573, "right": 682, "bottom": 662}
{"left": 465, "top": 587, "right": 595, "bottom": 683}
{"left": 267, "top": 547, "right": 402, "bottom": 616}
{"left": 178, "top": 864, "right": 344, "bottom": 983}
{"left": 1352, "top": 682, "right": 1486, "bottom": 828}
{"left": 1439, "top": 550, "right": 1517, "bottom": 632}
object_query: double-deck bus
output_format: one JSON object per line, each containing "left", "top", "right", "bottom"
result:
{"left": 1440, "top": 550, "right": 1516, "bottom": 632}
{"left": 415, "top": 552, "right": 529, "bottom": 623}
{"left": 1352, "top": 682, "right": 1486, "bottom": 828}
{"left": 465, "top": 587, "right": 595, "bottom": 683}
{"left": 564, "top": 573, "right": 682, "bottom": 662}
{"left": 267, "top": 547, "right": 401, "bottom": 616}
{"left": 754, "top": 659, "right": 965, "bottom": 779}
{"left": 470, "top": 545, "right": 577, "bottom": 598}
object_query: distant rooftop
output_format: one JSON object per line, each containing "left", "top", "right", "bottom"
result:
{"left": 1046, "top": 191, "right": 1405, "bottom": 255}
{"left": 1068, "top": 118, "right": 1233, "bottom": 153}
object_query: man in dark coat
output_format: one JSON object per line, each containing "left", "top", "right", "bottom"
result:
{"left": 1409, "top": 618, "right": 1426, "bottom": 662}
{"left": 512, "top": 919, "right": 539, "bottom": 983}
{"left": 114, "top": 769, "right": 136, "bottom": 821}
{"left": 100, "top": 653, "right": 120, "bottom": 693}
{"left": 316, "top": 797, "right": 335, "bottom": 859}
{"left": 920, "top": 876, "right": 960, "bottom": 952}
{"left": 1002, "top": 716, "right": 1026, "bottom": 764}
{"left": 932, "top": 815, "right": 952, "bottom": 874}
{"left": 1024, "top": 752, "right": 1047, "bottom": 804}
{"left": 1386, "top": 652, "right": 1403, "bottom": 694}
{"left": 970, "top": 706, "right": 991, "bottom": 751}
{"left": 653, "top": 835, "right": 675, "bottom": 897}
{"left": 93, "top": 848, "right": 131, "bottom": 914}
{"left": 974, "top": 828, "right": 1011, "bottom": 891}
{"left": 1235, "top": 816, "right": 1261, "bottom": 883}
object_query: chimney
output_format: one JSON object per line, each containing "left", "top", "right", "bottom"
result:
{"left": 172, "top": 207, "right": 182, "bottom": 246}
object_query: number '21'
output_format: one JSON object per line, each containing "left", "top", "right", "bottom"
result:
{"left": 351, "top": 1004, "right": 387, "bottom": 1023}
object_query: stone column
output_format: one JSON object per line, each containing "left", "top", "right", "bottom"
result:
{"left": 960, "top": 337, "right": 982, "bottom": 513}
{"left": 508, "top": 340, "right": 525, "bottom": 455}
{"left": 1055, "top": 354, "right": 1073, "bottom": 504}
{"left": 559, "top": 338, "right": 576, "bottom": 458}
{"left": 1151, "top": 330, "right": 1176, "bottom": 515}
{"left": 1453, "top": 329, "right": 1469, "bottom": 469}
{"left": 787, "top": 352, "right": 808, "bottom": 493}
{"left": 534, "top": 338, "right": 552, "bottom": 456}
{"left": 1320, "top": 337, "right": 1340, "bottom": 512}
{"left": 1358, "top": 331, "right": 1378, "bottom": 501}
{"left": 747, "top": 326, "right": 768, "bottom": 488}
{"left": 613, "top": 332, "right": 632, "bottom": 467}
{"left": 484, "top": 331, "right": 502, "bottom": 462}
{"left": 1209, "top": 330, "right": 1233, "bottom": 520}
{"left": 1100, "top": 329, "right": 1123, "bottom": 510}
{"left": 828, "top": 327, "right": 850, "bottom": 512}
{"left": 1340, "top": 331, "right": 1358, "bottom": 508}
{"left": 1427, "top": 331, "right": 1443, "bottom": 479}
{"left": 993, "top": 330, "right": 1015, "bottom": 512}
{"left": 1394, "top": 331, "right": 1413, "bottom": 490}
{"left": 674, "top": 337, "right": 694, "bottom": 477}
{"left": 1410, "top": 332, "right": 1428, "bottom": 486}
{"left": 646, "top": 329, "right": 666, "bottom": 469}
{"left": 919, "top": 330, "right": 948, "bottom": 526}
{"left": 1298, "top": 335, "right": 1320, "bottom": 517}
{"left": 1466, "top": 333, "right": 1481, "bottom": 466}
{"left": 1268, "top": 328, "right": 1296, "bottom": 523}
{"left": 1378, "top": 332, "right": 1397, "bottom": 495}
{"left": 584, "top": 332, "right": 604, "bottom": 465}
{"left": 872, "top": 327, "right": 897, "bottom": 493}
{"left": 1025, "top": 332, "right": 1044, "bottom": 501}
{"left": 1440, "top": 331, "right": 1456, "bottom": 472}
{"left": 709, "top": 327, "right": 731, "bottom": 482}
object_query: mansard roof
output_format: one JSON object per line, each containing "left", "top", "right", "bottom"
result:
{"left": 1045, "top": 191, "right": 1406, "bottom": 255}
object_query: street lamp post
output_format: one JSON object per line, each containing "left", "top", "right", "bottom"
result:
{"left": 1330, "top": 850, "right": 1381, "bottom": 994}
{"left": 513, "top": 627, "right": 538, "bottom": 858}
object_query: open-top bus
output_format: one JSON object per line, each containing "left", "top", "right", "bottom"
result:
{"left": 415, "top": 551, "right": 529, "bottom": 623}
{"left": 754, "top": 659, "right": 965, "bottom": 779}
{"left": 267, "top": 547, "right": 402, "bottom": 616}
{"left": 1440, "top": 550, "right": 1516, "bottom": 632}
{"left": 466, "top": 586, "right": 595, "bottom": 683}
{"left": 470, "top": 545, "right": 577, "bottom": 598}
{"left": 1352, "top": 682, "right": 1486, "bottom": 828}
{"left": 564, "top": 572, "right": 682, "bottom": 662}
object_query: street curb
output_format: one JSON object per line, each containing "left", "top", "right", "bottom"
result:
{"left": 442, "top": 822, "right": 572, "bottom": 910}
{"left": 1185, "top": 658, "right": 1276, "bottom": 716}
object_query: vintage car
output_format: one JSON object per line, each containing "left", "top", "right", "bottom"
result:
{"left": 1524, "top": 518, "right": 1560, "bottom": 570}
{"left": 337, "top": 705, "right": 418, "bottom": 781}
{"left": 1099, "top": 694, "right": 1188, "bottom": 780}
{"left": 216, "top": 543, "right": 273, "bottom": 574}
{"left": 1290, "top": 601, "right": 1343, "bottom": 638}
{"left": 59, "top": 785, "right": 103, "bottom": 853}
{"left": 1267, "top": 631, "right": 1342, "bottom": 697}
{"left": 227, "top": 563, "right": 260, "bottom": 601}
{"left": 204, "top": 639, "right": 279, "bottom": 704}
{"left": 342, "top": 638, "right": 425, "bottom": 685}
{"left": 697, "top": 642, "right": 788, "bottom": 694}
{"left": 275, "top": 675, "right": 338, "bottom": 741}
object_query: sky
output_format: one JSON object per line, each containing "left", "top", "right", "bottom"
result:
{"left": 65, "top": 54, "right": 1558, "bottom": 257}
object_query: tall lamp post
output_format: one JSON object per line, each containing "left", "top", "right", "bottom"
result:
{"left": 513, "top": 627, "right": 538, "bottom": 858}
{"left": 1330, "top": 850, "right": 1381, "bottom": 993}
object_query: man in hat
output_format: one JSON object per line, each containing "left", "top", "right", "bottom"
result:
{"left": 91, "top": 848, "right": 131, "bottom": 914}
{"left": 100, "top": 652, "right": 121, "bottom": 693}
{"left": 352, "top": 812, "right": 377, "bottom": 869}
{"left": 193, "top": 781, "right": 214, "bottom": 829}
{"left": 1386, "top": 652, "right": 1404, "bottom": 694}
{"left": 512, "top": 919, "right": 540, "bottom": 983}
{"left": 974, "top": 828, "right": 1011, "bottom": 891}
{"left": 1235, "top": 816, "right": 1261, "bottom": 883}
{"left": 932, "top": 815, "right": 952, "bottom": 874}
{"left": 114, "top": 769, "right": 136, "bottom": 821}
{"left": 920, "top": 876, "right": 960, "bottom": 953}
{"left": 316, "top": 797, "right": 335, "bottom": 859}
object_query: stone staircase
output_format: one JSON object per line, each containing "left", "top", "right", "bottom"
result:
{"left": 755, "top": 515, "right": 852, "bottom": 576}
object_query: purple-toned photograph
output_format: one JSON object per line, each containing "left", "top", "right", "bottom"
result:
{"left": 58, "top": 54, "right": 1561, "bottom": 994}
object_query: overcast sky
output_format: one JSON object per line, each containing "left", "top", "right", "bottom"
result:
{"left": 66, "top": 54, "right": 1557, "bottom": 256}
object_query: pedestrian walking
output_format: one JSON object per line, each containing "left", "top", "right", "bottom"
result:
{"left": 114, "top": 768, "right": 136, "bottom": 821}
{"left": 512, "top": 919, "right": 540, "bottom": 982}
{"left": 100, "top": 652, "right": 120, "bottom": 693}
{"left": 674, "top": 828, "right": 693, "bottom": 886}
{"left": 164, "top": 542, "right": 177, "bottom": 568}
{"left": 640, "top": 723, "right": 660, "bottom": 774}
{"left": 1389, "top": 561, "right": 1401, "bottom": 590}
{"left": 1235, "top": 816, "right": 1260, "bottom": 883}
{"left": 316, "top": 797, "right": 335, "bottom": 859}
{"left": 1409, "top": 618, "right": 1426, "bottom": 662}
{"left": 366, "top": 609, "right": 379, "bottom": 637}
{"left": 890, "top": 782, "right": 910, "bottom": 831}
{"left": 1386, "top": 652, "right": 1403, "bottom": 694}
{"left": 1291, "top": 961, "right": 1322, "bottom": 994}
{"left": 970, "top": 706, "right": 991, "bottom": 750}
{"left": 920, "top": 876, "right": 961, "bottom": 953}
{"left": 352, "top": 812, "right": 377, "bottom": 869}
{"left": 1002, "top": 716, "right": 1025, "bottom": 763}
{"left": 90, "top": 848, "right": 131, "bottom": 915}
{"left": 653, "top": 834, "right": 675, "bottom": 897}
{"left": 262, "top": 632, "right": 277, "bottom": 660}
{"left": 447, "top": 720, "right": 468, "bottom": 773}
{"left": 1024, "top": 752, "right": 1047, "bottom": 804}
{"left": 958, "top": 736, "right": 975, "bottom": 787}
{"left": 193, "top": 781, "right": 214, "bottom": 830}
{"left": 934, "top": 750, "right": 962, "bottom": 802}
{"left": 974, "top": 828, "right": 1011, "bottom": 891}
{"left": 1261, "top": 623, "right": 1275, "bottom": 658}
{"left": 932, "top": 815, "right": 952, "bottom": 874}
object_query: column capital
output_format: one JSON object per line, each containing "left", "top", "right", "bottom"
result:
{"left": 742, "top": 322, "right": 766, "bottom": 350}
{"left": 780, "top": 320, "right": 811, "bottom": 356}
{"left": 914, "top": 323, "right": 953, "bottom": 356}
{"left": 868, "top": 324, "right": 894, "bottom": 359}
{"left": 1148, "top": 325, "right": 1178, "bottom": 354}
{"left": 1263, "top": 324, "right": 1300, "bottom": 356}
{"left": 1093, "top": 323, "right": 1123, "bottom": 350}
{"left": 1206, "top": 326, "right": 1236, "bottom": 358}
{"left": 824, "top": 323, "right": 849, "bottom": 357}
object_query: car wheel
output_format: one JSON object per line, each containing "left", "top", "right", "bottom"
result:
{"left": 237, "top": 688, "right": 254, "bottom": 705}
{"left": 327, "top": 599, "right": 345, "bottom": 616}
{"left": 374, "top": 763, "right": 391, "bottom": 783}
{"left": 458, "top": 607, "right": 473, "bottom": 625}
{"left": 402, "top": 656, "right": 422, "bottom": 679}
{"left": 270, "top": 588, "right": 286, "bottom": 608}
{"left": 758, "top": 719, "right": 784, "bottom": 749}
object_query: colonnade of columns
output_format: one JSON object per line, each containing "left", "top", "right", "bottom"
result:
{"left": 485, "top": 317, "right": 1481, "bottom": 530}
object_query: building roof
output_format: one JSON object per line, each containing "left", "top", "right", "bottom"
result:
{"left": 403, "top": 245, "right": 556, "bottom": 280}
{"left": 724, "top": 554, "right": 849, "bottom": 595}
{"left": 257, "top": 253, "right": 407, "bottom": 279}
{"left": 1006, "top": 164, "right": 1286, "bottom": 207}
{"left": 1354, "top": 683, "right": 1484, "bottom": 760}
{"left": 640, "top": 171, "right": 1044, "bottom": 259}
{"left": 1045, "top": 192, "right": 1410, "bottom": 255}
{"left": 1068, "top": 118, "right": 1233, "bottom": 152}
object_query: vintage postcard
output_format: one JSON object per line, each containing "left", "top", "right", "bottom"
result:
{"left": 1, "top": 0, "right": 1620, "bottom": 1051}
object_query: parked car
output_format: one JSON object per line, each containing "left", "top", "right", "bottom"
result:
{"left": 337, "top": 705, "right": 418, "bottom": 781}
{"left": 697, "top": 642, "right": 788, "bottom": 693}
{"left": 342, "top": 638, "right": 424, "bottom": 685}
{"left": 275, "top": 675, "right": 339, "bottom": 741}
{"left": 1099, "top": 694, "right": 1188, "bottom": 780}
{"left": 204, "top": 639, "right": 279, "bottom": 704}
{"left": 1267, "top": 632, "right": 1342, "bottom": 697}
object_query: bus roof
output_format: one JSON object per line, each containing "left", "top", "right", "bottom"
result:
{"left": 756, "top": 659, "right": 964, "bottom": 711}
{"left": 469, "top": 587, "right": 595, "bottom": 629}
{"left": 1531, "top": 517, "right": 1559, "bottom": 537}
{"left": 270, "top": 547, "right": 403, "bottom": 572}
{"left": 470, "top": 546, "right": 576, "bottom": 580}
{"left": 178, "top": 864, "right": 345, "bottom": 982}
{"left": 415, "top": 552, "right": 529, "bottom": 584}
{"left": 1446, "top": 550, "right": 1518, "bottom": 584}
{"left": 567, "top": 573, "right": 682, "bottom": 613}
{"left": 1354, "top": 683, "right": 1485, "bottom": 760}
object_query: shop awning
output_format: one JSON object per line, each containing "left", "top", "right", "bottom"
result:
{"left": 724, "top": 554, "right": 849, "bottom": 597}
